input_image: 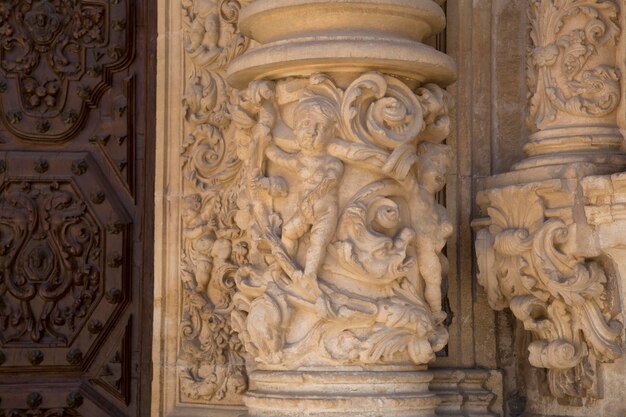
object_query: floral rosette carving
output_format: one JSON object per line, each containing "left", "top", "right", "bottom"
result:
{"left": 178, "top": 0, "right": 252, "bottom": 405}
{"left": 526, "top": 0, "right": 621, "bottom": 131}
{"left": 476, "top": 185, "right": 623, "bottom": 401}
{"left": 228, "top": 72, "right": 453, "bottom": 369}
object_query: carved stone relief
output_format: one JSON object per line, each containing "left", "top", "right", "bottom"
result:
{"left": 470, "top": 0, "right": 626, "bottom": 410}
{"left": 527, "top": 0, "right": 620, "bottom": 128}
{"left": 523, "top": 0, "right": 623, "bottom": 161}
{"left": 228, "top": 72, "right": 453, "bottom": 368}
{"left": 176, "top": 0, "right": 462, "bottom": 413}
{"left": 475, "top": 182, "right": 623, "bottom": 402}
{"left": 178, "top": 0, "right": 250, "bottom": 405}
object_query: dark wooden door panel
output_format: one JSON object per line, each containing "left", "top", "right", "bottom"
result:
{"left": 0, "top": 1, "right": 154, "bottom": 416}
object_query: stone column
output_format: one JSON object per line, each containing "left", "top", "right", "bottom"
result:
{"left": 223, "top": 1, "right": 457, "bottom": 416}
{"left": 516, "top": 0, "right": 625, "bottom": 171}
{"left": 473, "top": 0, "right": 625, "bottom": 414}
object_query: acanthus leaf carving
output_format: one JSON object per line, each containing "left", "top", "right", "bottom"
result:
{"left": 178, "top": 0, "right": 251, "bottom": 405}
{"left": 526, "top": 0, "right": 621, "bottom": 131}
{"left": 228, "top": 72, "right": 453, "bottom": 369}
{"left": 476, "top": 184, "right": 623, "bottom": 401}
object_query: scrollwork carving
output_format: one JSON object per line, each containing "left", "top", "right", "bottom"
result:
{"left": 0, "top": 0, "right": 132, "bottom": 141}
{"left": 178, "top": 0, "right": 250, "bottom": 405}
{"left": 0, "top": 181, "right": 101, "bottom": 346}
{"left": 526, "top": 0, "right": 621, "bottom": 131}
{"left": 475, "top": 184, "right": 623, "bottom": 401}
{"left": 229, "top": 72, "right": 453, "bottom": 369}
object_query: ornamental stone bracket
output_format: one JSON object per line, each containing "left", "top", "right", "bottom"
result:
{"left": 473, "top": 0, "right": 626, "bottom": 412}
{"left": 474, "top": 177, "right": 624, "bottom": 404}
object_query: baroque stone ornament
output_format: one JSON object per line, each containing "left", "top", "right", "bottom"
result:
{"left": 0, "top": 0, "right": 132, "bottom": 142}
{"left": 230, "top": 73, "right": 453, "bottom": 368}
{"left": 524, "top": 0, "right": 623, "bottom": 160}
{"left": 178, "top": 0, "right": 458, "bottom": 413}
{"left": 178, "top": 0, "right": 251, "bottom": 405}
{"left": 475, "top": 183, "right": 623, "bottom": 401}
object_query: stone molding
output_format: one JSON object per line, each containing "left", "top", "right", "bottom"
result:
{"left": 430, "top": 369, "right": 502, "bottom": 417}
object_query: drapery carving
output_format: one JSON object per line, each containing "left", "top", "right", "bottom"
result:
{"left": 228, "top": 72, "right": 453, "bottom": 368}
{"left": 475, "top": 184, "right": 623, "bottom": 401}
{"left": 178, "top": 0, "right": 250, "bottom": 405}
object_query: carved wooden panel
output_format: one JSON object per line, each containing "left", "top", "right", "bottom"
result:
{"left": 0, "top": 1, "right": 153, "bottom": 416}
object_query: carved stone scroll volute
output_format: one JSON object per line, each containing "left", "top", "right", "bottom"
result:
{"left": 177, "top": 0, "right": 250, "bottom": 406}
{"left": 520, "top": 0, "right": 624, "bottom": 169}
{"left": 475, "top": 183, "right": 623, "bottom": 402}
{"left": 472, "top": 0, "right": 626, "bottom": 407}
{"left": 229, "top": 73, "right": 453, "bottom": 370}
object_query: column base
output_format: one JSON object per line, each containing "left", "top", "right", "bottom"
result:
{"left": 244, "top": 369, "right": 439, "bottom": 417}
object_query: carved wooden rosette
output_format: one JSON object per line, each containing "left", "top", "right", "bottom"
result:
{"left": 522, "top": 0, "right": 624, "bottom": 167}
{"left": 475, "top": 181, "right": 623, "bottom": 402}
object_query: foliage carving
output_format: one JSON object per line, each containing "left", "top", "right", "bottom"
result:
{"left": 228, "top": 72, "right": 453, "bottom": 368}
{"left": 476, "top": 184, "right": 623, "bottom": 401}
{"left": 526, "top": 0, "right": 621, "bottom": 131}
{"left": 178, "top": 0, "right": 251, "bottom": 405}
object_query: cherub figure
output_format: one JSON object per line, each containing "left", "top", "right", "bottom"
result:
{"left": 264, "top": 96, "right": 344, "bottom": 295}
{"left": 403, "top": 143, "right": 453, "bottom": 318}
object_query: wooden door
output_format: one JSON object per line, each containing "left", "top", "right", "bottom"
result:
{"left": 0, "top": 1, "right": 154, "bottom": 416}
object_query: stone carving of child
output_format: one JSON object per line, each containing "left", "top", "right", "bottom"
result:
{"left": 264, "top": 96, "right": 344, "bottom": 295}
{"left": 403, "top": 142, "right": 453, "bottom": 318}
